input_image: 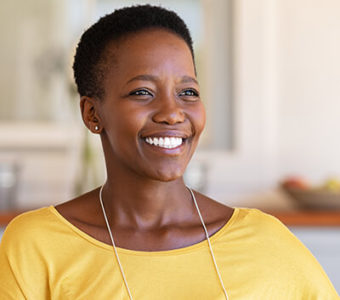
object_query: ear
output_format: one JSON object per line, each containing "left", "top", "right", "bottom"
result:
{"left": 80, "top": 96, "right": 102, "bottom": 134}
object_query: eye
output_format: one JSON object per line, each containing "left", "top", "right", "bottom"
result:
{"left": 129, "top": 89, "right": 153, "bottom": 97}
{"left": 179, "top": 89, "right": 200, "bottom": 100}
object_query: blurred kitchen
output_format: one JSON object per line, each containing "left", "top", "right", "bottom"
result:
{"left": 1, "top": 0, "right": 340, "bottom": 291}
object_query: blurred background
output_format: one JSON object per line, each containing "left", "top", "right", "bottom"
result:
{"left": 0, "top": 0, "right": 339, "bottom": 292}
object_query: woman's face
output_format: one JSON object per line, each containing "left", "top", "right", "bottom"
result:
{"left": 97, "top": 29, "right": 206, "bottom": 182}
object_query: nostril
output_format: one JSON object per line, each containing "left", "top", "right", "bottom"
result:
{"left": 152, "top": 109, "right": 185, "bottom": 125}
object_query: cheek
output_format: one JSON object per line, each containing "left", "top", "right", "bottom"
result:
{"left": 103, "top": 105, "right": 148, "bottom": 146}
{"left": 192, "top": 102, "right": 206, "bottom": 137}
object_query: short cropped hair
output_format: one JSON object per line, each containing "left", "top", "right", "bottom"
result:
{"left": 73, "top": 5, "right": 194, "bottom": 99}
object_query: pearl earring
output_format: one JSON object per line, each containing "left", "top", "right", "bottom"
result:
{"left": 94, "top": 125, "right": 99, "bottom": 131}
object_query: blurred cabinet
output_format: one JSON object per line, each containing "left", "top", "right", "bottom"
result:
{"left": 0, "top": 122, "right": 83, "bottom": 209}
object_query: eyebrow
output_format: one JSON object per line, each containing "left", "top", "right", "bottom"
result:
{"left": 126, "top": 74, "right": 198, "bottom": 85}
{"left": 180, "top": 75, "right": 198, "bottom": 85}
{"left": 127, "top": 74, "right": 157, "bottom": 84}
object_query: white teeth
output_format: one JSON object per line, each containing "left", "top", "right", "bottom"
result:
{"left": 146, "top": 137, "right": 153, "bottom": 145}
{"left": 145, "top": 136, "right": 183, "bottom": 149}
{"left": 164, "top": 137, "right": 170, "bottom": 147}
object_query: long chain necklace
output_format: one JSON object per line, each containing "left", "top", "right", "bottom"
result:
{"left": 99, "top": 185, "right": 229, "bottom": 300}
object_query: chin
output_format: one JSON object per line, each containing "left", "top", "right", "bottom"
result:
{"left": 148, "top": 167, "right": 186, "bottom": 182}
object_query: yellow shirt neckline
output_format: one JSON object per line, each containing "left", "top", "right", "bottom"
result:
{"left": 49, "top": 205, "right": 240, "bottom": 256}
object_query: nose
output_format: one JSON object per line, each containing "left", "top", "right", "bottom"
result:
{"left": 152, "top": 96, "right": 185, "bottom": 125}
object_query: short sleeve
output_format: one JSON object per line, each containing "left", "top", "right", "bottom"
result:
{"left": 0, "top": 240, "right": 26, "bottom": 299}
{"left": 0, "top": 212, "right": 50, "bottom": 300}
{"left": 0, "top": 219, "right": 30, "bottom": 299}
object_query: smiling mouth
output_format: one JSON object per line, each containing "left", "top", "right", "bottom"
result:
{"left": 144, "top": 136, "right": 184, "bottom": 149}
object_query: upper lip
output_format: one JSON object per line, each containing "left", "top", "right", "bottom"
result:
{"left": 140, "top": 130, "right": 190, "bottom": 139}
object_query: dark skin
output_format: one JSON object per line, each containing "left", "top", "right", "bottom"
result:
{"left": 56, "top": 29, "right": 234, "bottom": 251}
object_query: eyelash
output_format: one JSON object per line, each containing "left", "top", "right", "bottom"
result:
{"left": 179, "top": 89, "right": 199, "bottom": 97}
{"left": 128, "top": 88, "right": 200, "bottom": 99}
{"left": 129, "top": 89, "right": 153, "bottom": 97}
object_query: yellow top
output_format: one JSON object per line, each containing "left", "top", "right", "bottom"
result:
{"left": 0, "top": 206, "right": 338, "bottom": 300}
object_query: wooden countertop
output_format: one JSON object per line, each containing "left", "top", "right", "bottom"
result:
{"left": 0, "top": 211, "right": 22, "bottom": 227}
{"left": 267, "top": 210, "right": 340, "bottom": 226}
{"left": 1, "top": 210, "right": 340, "bottom": 227}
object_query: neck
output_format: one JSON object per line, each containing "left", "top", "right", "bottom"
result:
{"left": 101, "top": 173, "right": 195, "bottom": 230}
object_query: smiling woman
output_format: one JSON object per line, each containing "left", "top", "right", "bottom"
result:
{"left": 0, "top": 5, "right": 338, "bottom": 300}
{"left": 89, "top": 28, "right": 205, "bottom": 183}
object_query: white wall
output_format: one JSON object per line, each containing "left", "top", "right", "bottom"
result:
{"left": 195, "top": 0, "right": 340, "bottom": 209}
{"left": 0, "top": 123, "right": 83, "bottom": 208}
{"left": 0, "top": 0, "right": 74, "bottom": 122}
{"left": 277, "top": 0, "right": 340, "bottom": 183}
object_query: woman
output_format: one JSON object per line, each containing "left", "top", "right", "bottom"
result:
{"left": 0, "top": 5, "right": 338, "bottom": 300}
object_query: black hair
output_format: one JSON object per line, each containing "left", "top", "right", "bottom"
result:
{"left": 73, "top": 4, "right": 194, "bottom": 99}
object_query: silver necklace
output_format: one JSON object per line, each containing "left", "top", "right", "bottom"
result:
{"left": 99, "top": 185, "right": 229, "bottom": 300}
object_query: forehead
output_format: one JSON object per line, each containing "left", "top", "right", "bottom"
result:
{"left": 102, "top": 29, "right": 195, "bottom": 80}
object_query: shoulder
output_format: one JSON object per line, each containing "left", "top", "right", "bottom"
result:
{"left": 217, "top": 207, "right": 313, "bottom": 262}
{"left": 230, "top": 208, "right": 338, "bottom": 297}
{"left": 0, "top": 206, "right": 65, "bottom": 254}
{"left": 230, "top": 207, "right": 310, "bottom": 251}
{"left": 0, "top": 208, "right": 56, "bottom": 289}
{"left": 0, "top": 207, "right": 66, "bottom": 299}
{"left": 233, "top": 207, "right": 290, "bottom": 233}
{"left": 214, "top": 208, "right": 339, "bottom": 297}
{"left": 2, "top": 207, "right": 55, "bottom": 240}
{"left": 1, "top": 202, "right": 100, "bottom": 258}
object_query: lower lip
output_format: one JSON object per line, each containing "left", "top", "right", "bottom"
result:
{"left": 142, "top": 139, "right": 187, "bottom": 155}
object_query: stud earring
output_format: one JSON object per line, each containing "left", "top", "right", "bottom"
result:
{"left": 94, "top": 125, "right": 99, "bottom": 131}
